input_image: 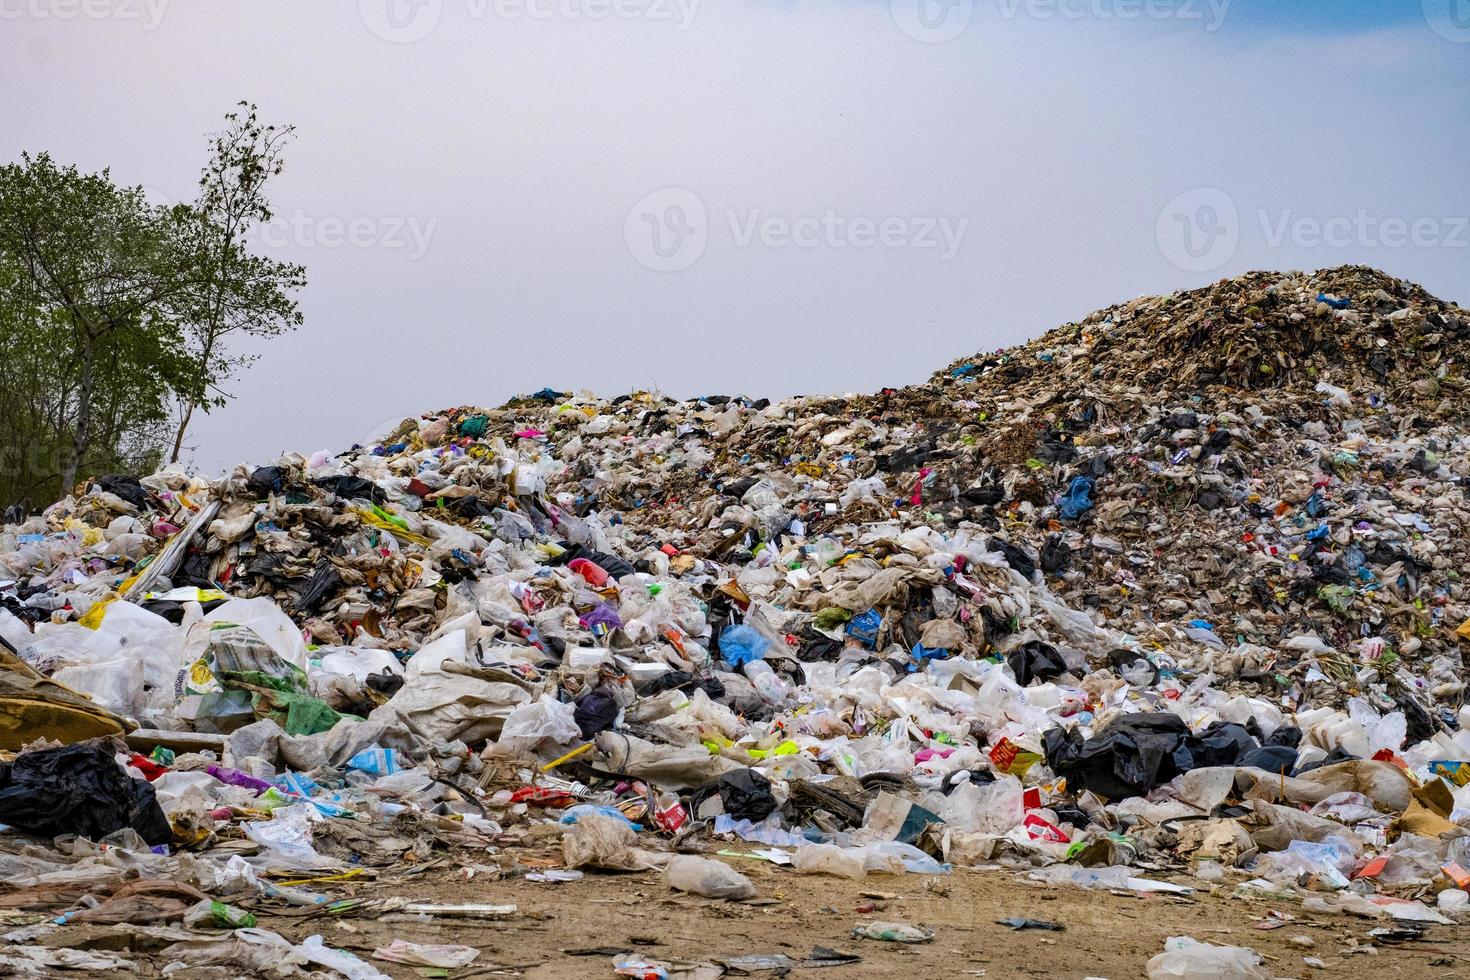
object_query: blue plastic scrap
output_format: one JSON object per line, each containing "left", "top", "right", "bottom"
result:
{"left": 845, "top": 609, "right": 882, "bottom": 648}
{"left": 1057, "top": 476, "right": 1095, "bottom": 520}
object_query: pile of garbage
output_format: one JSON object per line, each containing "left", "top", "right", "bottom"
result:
{"left": 1, "top": 265, "right": 1469, "bottom": 975}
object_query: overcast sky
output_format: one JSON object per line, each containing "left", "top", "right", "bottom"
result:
{"left": 2, "top": 1, "right": 1467, "bottom": 474}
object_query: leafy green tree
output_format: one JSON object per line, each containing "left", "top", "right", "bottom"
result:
{"left": 0, "top": 105, "right": 306, "bottom": 509}
{"left": 0, "top": 154, "right": 199, "bottom": 502}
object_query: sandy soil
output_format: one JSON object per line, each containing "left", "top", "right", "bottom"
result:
{"left": 237, "top": 857, "right": 1470, "bottom": 980}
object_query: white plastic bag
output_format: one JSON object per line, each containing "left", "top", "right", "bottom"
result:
{"left": 794, "top": 842, "right": 867, "bottom": 880}
{"left": 299, "top": 935, "right": 392, "bottom": 980}
{"left": 497, "top": 694, "right": 581, "bottom": 752}
{"left": 663, "top": 855, "right": 756, "bottom": 900}
{"left": 1146, "top": 936, "right": 1270, "bottom": 979}
{"left": 242, "top": 805, "right": 340, "bottom": 871}
{"left": 317, "top": 646, "right": 403, "bottom": 681}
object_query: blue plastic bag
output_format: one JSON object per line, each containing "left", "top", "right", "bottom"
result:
{"left": 719, "top": 624, "right": 770, "bottom": 667}
{"left": 911, "top": 643, "right": 950, "bottom": 666}
{"left": 560, "top": 804, "right": 640, "bottom": 829}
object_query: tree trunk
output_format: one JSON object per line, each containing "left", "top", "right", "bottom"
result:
{"left": 169, "top": 397, "right": 194, "bottom": 464}
{"left": 60, "top": 328, "right": 95, "bottom": 495}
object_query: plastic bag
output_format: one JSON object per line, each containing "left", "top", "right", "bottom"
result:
{"left": 794, "top": 842, "right": 867, "bottom": 880}
{"left": 719, "top": 624, "right": 769, "bottom": 667}
{"left": 0, "top": 741, "right": 171, "bottom": 846}
{"left": 1007, "top": 640, "right": 1068, "bottom": 686}
{"left": 561, "top": 812, "right": 654, "bottom": 871}
{"left": 1145, "top": 936, "right": 1270, "bottom": 979}
{"left": 242, "top": 805, "right": 340, "bottom": 871}
{"left": 204, "top": 598, "right": 309, "bottom": 672}
{"left": 151, "top": 770, "right": 224, "bottom": 815}
{"left": 317, "top": 646, "right": 403, "bottom": 681}
{"left": 372, "top": 940, "right": 480, "bottom": 969}
{"left": 497, "top": 694, "right": 582, "bottom": 752}
{"left": 662, "top": 855, "right": 756, "bottom": 900}
{"left": 299, "top": 934, "right": 392, "bottom": 980}
{"left": 691, "top": 769, "right": 777, "bottom": 822}
{"left": 157, "top": 926, "right": 308, "bottom": 976}
{"left": 939, "top": 775, "right": 1025, "bottom": 834}
{"left": 183, "top": 900, "right": 258, "bottom": 929}
{"left": 346, "top": 747, "right": 402, "bottom": 777}
{"left": 743, "top": 660, "right": 790, "bottom": 705}
{"left": 863, "top": 840, "right": 949, "bottom": 874}
{"left": 839, "top": 476, "right": 887, "bottom": 510}
{"left": 401, "top": 630, "right": 470, "bottom": 679}
{"left": 851, "top": 921, "right": 933, "bottom": 943}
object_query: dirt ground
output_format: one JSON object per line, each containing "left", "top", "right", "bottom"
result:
{"left": 241, "top": 858, "right": 1470, "bottom": 980}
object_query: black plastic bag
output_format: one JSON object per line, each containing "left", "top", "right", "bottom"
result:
{"left": 1294, "top": 746, "right": 1359, "bottom": 775}
{"left": 367, "top": 669, "right": 405, "bottom": 698}
{"left": 1238, "top": 745, "right": 1298, "bottom": 775}
{"left": 247, "top": 466, "right": 291, "bottom": 497}
{"left": 961, "top": 485, "right": 1005, "bottom": 507}
{"left": 96, "top": 474, "right": 149, "bottom": 510}
{"left": 296, "top": 562, "right": 344, "bottom": 613}
{"left": 987, "top": 538, "right": 1036, "bottom": 579}
{"left": 548, "top": 543, "right": 636, "bottom": 580}
{"left": 1040, "top": 535, "right": 1071, "bottom": 574}
{"left": 574, "top": 689, "right": 620, "bottom": 739}
{"left": 796, "top": 627, "right": 845, "bottom": 663}
{"left": 1186, "top": 721, "right": 1258, "bottom": 769}
{"left": 1042, "top": 713, "right": 1192, "bottom": 800}
{"left": 0, "top": 741, "right": 171, "bottom": 846}
{"left": 1265, "top": 725, "right": 1303, "bottom": 749}
{"left": 639, "top": 671, "right": 726, "bottom": 702}
{"left": 691, "top": 769, "right": 776, "bottom": 822}
{"left": 313, "top": 475, "right": 387, "bottom": 504}
{"left": 1106, "top": 648, "right": 1158, "bottom": 686}
{"left": 1007, "top": 640, "right": 1068, "bottom": 686}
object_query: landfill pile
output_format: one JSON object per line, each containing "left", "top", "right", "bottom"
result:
{"left": 1, "top": 265, "right": 1469, "bottom": 977}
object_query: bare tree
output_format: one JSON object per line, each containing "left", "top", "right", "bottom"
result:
{"left": 169, "top": 102, "right": 305, "bottom": 463}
